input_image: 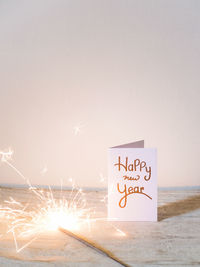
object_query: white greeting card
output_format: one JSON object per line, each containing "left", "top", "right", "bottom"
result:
{"left": 108, "top": 140, "right": 157, "bottom": 221}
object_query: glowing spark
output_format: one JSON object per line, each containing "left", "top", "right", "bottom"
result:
{"left": 0, "top": 148, "right": 90, "bottom": 252}
{"left": 68, "top": 177, "right": 73, "bottom": 182}
{"left": 74, "top": 126, "right": 81, "bottom": 135}
{"left": 101, "top": 183, "right": 115, "bottom": 203}
{"left": 0, "top": 148, "right": 127, "bottom": 260}
{"left": 116, "top": 228, "right": 126, "bottom": 237}
{"left": 0, "top": 148, "right": 13, "bottom": 162}
{"left": 40, "top": 166, "right": 48, "bottom": 175}
{"left": 111, "top": 224, "right": 126, "bottom": 237}
{"left": 73, "top": 123, "right": 86, "bottom": 135}
{"left": 99, "top": 173, "right": 106, "bottom": 183}
{"left": 0, "top": 187, "right": 90, "bottom": 252}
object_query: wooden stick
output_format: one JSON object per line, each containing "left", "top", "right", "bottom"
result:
{"left": 59, "top": 227, "right": 130, "bottom": 267}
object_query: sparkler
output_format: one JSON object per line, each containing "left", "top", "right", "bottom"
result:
{"left": 59, "top": 227, "right": 130, "bottom": 267}
{"left": 0, "top": 148, "right": 127, "bottom": 266}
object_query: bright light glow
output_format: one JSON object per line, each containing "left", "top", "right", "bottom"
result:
{"left": 45, "top": 210, "right": 79, "bottom": 231}
{"left": 0, "top": 149, "right": 90, "bottom": 252}
{"left": 40, "top": 166, "right": 48, "bottom": 175}
{"left": 0, "top": 148, "right": 13, "bottom": 162}
{"left": 73, "top": 123, "right": 86, "bottom": 135}
{"left": 0, "top": 148, "right": 126, "bottom": 253}
{"left": 73, "top": 126, "right": 81, "bottom": 135}
{"left": 0, "top": 187, "right": 89, "bottom": 252}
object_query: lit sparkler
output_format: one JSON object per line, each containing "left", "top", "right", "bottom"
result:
{"left": 0, "top": 149, "right": 90, "bottom": 251}
{"left": 0, "top": 149, "right": 127, "bottom": 266}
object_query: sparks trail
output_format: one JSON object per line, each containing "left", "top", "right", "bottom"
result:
{"left": 0, "top": 149, "right": 44, "bottom": 200}
{"left": 0, "top": 148, "right": 127, "bottom": 260}
{"left": 0, "top": 149, "right": 90, "bottom": 252}
{"left": 59, "top": 227, "right": 130, "bottom": 267}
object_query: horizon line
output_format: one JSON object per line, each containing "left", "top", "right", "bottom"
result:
{"left": 0, "top": 183, "right": 200, "bottom": 191}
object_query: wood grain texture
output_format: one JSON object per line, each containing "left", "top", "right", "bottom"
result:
{"left": 0, "top": 187, "right": 200, "bottom": 267}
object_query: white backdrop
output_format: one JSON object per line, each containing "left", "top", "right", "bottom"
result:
{"left": 0, "top": 0, "right": 199, "bottom": 187}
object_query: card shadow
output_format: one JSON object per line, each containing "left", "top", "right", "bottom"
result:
{"left": 158, "top": 193, "right": 200, "bottom": 221}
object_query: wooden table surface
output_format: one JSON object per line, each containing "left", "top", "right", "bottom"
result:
{"left": 0, "top": 187, "right": 200, "bottom": 267}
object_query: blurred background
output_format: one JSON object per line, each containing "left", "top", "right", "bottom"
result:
{"left": 0, "top": 0, "right": 199, "bottom": 188}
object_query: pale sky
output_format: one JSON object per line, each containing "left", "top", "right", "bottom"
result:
{"left": 0, "top": 0, "right": 199, "bottom": 188}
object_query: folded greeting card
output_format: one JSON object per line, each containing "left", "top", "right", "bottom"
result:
{"left": 108, "top": 140, "right": 157, "bottom": 221}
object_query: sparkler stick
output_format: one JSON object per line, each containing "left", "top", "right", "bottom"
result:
{"left": 0, "top": 148, "right": 128, "bottom": 264}
{"left": 59, "top": 227, "right": 130, "bottom": 267}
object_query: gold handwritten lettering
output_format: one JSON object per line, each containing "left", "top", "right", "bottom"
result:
{"left": 123, "top": 175, "right": 140, "bottom": 181}
{"left": 117, "top": 183, "right": 152, "bottom": 208}
{"left": 114, "top": 157, "right": 152, "bottom": 181}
